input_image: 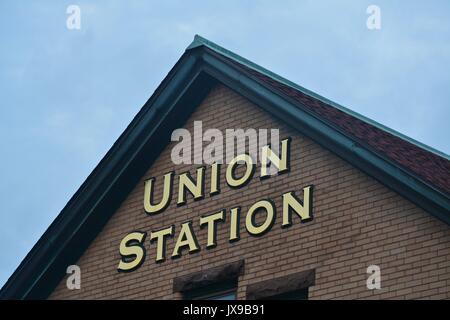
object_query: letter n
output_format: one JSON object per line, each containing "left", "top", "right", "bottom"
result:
{"left": 282, "top": 185, "right": 313, "bottom": 227}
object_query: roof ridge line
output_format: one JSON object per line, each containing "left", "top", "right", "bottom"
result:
{"left": 187, "top": 34, "right": 450, "bottom": 161}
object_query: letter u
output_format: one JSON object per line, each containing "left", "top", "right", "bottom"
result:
{"left": 143, "top": 172, "right": 173, "bottom": 214}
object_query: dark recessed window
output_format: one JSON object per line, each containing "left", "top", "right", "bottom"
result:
{"left": 246, "top": 269, "right": 315, "bottom": 300}
{"left": 183, "top": 281, "right": 237, "bottom": 300}
{"left": 261, "top": 287, "right": 308, "bottom": 300}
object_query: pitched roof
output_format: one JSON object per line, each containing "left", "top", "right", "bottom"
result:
{"left": 238, "top": 59, "right": 450, "bottom": 194}
{"left": 190, "top": 35, "right": 450, "bottom": 195}
{"left": 1, "top": 35, "right": 449, "bottom": 299}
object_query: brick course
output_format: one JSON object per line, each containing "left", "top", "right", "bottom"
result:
{"left": 49, "top": 85, "right": 450, "bottom": 300}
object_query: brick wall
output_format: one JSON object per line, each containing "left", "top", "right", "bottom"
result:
{"left": 49, "top": 84, "right": 450, "bottom": 300}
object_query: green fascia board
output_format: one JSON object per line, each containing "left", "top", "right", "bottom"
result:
{"left": 188, "top": 34, "right": 450, "bottom": 160}
{"left": 0, "top": 51, "right": 208, "bottom": 299}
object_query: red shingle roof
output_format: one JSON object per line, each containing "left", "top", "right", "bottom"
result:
{"left": 228, "top": 58, "right": 450, "bottom": 195}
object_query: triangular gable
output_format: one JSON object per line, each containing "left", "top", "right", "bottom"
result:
{"left": 1, "top": 35, "right": 449, "bottom": 299}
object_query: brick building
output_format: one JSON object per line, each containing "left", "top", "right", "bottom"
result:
{"left": 1, "top": 35, "right": 449, "bottom": 300}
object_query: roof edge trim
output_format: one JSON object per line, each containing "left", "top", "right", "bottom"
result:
{"left": 187, "top": 34, "right": 450, "bottom": 160}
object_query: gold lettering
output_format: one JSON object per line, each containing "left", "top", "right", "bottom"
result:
{"left": 210, "top": 162, "right": 220, "bottom": 195}
{"left": 261, "top": 137, "right": 290, "bottom": 178}
{"left": 117, "top": 232, "right": 147, "bottom": 272}
{"left": 199, "top": 210, "right": 225, "bottom": 248}
{"left": 149, "top": 226, "right": 174, "bottom": 262}
{"left": 245, "top": 200, "right": 275, "bottom": 236}
{"left": 177, "top": 167, "right": 205, "bottom": 205}
{"left": 172, "top": 222, "right": 200, "bottom": 258}
{"left": 229, "top": 207, "right": 240, "bottom": 242}
{"left": 282, "top": 186, "right": 313, "bottom": 227}
{"left": 226, "top": 154, "right": 255, "bottom": 188}
{"left": 144, "top": 172, "right": 173, "bottom": 214}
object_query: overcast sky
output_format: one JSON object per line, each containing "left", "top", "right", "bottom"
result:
{"left": 1, "top": 1, "right": 449, "bottom": 288}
